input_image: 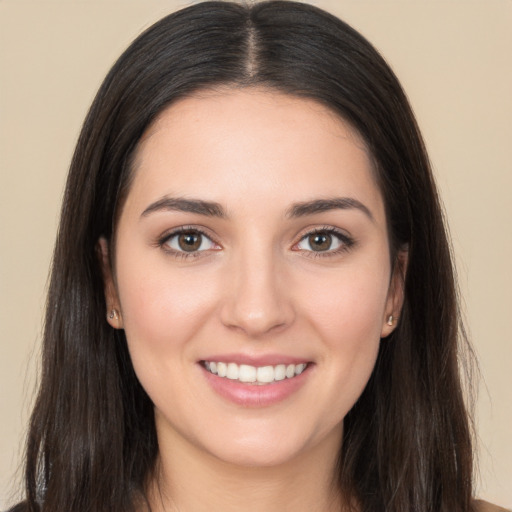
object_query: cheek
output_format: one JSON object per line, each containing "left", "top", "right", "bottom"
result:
{"left": 114, "top": 260, "right": 224, "bottom": 415}
{"left": 298, "top": 263, "right": 389, "bottom": 406}
{"left": 115, "top": 256, "right": 220, "bottom": 359}
{"left": 302, "top": 263, "right": 390, "bottom": 342}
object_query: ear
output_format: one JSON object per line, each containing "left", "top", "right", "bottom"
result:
{"left": 97, "top": 237, "right": 123, "bottom": 329}
{"left": 380, "top": 248, "right": 408, "bottom": 338}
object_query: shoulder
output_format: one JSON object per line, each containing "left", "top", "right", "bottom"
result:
{"left": 5, "top": 503, "right": 29, "bottom": 512}
{"left": 473, "top": 500, "right": 511, "bottom": 512}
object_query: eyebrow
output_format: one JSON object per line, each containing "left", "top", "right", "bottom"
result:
{"left": 140, "top": 197, "right": 226, "bottom": 219}
{"left": 286, "top": 197, "right": 374, "bottom": 222}
{"left": 140, "top": 195, "right": 374, "bottom": 222}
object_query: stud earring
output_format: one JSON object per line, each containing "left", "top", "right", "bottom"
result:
{"left": 387, "top": 315, "right": 394, "bottom": 326}
{"left": 108, "top": 309, "right": 119, "bottom": 321}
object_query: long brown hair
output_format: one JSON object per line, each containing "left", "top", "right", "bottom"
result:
{"left": 14, "top": 2, "right": 475, "bottom": 511}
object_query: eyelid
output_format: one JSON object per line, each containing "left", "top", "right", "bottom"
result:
{"left": 292, "top": 225, "right": 355, "bottom": 255}
{"left": 157, "top": 225, "right": 221, "bottom": 256}
{"left": 155, "top": 224, "right": 354, "bottom": 259}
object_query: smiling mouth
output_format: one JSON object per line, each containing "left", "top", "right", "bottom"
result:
{"left": 202, "top": 361, "right": 309, "bottom": 385}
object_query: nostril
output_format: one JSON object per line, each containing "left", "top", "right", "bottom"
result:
{"left": 218, "top": 260, "right": 296, "bottom": 336}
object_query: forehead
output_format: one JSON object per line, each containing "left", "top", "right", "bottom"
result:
{"left": 124, "top": 88, "right": 384, "bottom": 222}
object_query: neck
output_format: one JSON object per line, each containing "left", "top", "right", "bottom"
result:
{"left": 146, "top": 423, "right": 346, "bottom": 512}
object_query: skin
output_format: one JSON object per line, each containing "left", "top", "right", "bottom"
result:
{"left": 473, "top": 501, "right": 511, "bottom": 512}
{"left": 100, "top": 88, "right": 406, "bottom": 512}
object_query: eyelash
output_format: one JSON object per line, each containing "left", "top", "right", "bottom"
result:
{"left": 293, "top": 226, "right": 355, "bottom": 258}
{"left": 157, "top": 225, "right": 355, "bottom": 260}
{"left": 157, "top": 226, "right": 220, "bottom": 260}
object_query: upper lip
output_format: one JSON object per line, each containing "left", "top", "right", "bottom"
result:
{"left": 199, "top": 353, "right": 312, "bottom": 367}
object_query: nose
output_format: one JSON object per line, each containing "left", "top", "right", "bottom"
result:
{"left": 219, "top": 247, "right": 295, "bottom": 338}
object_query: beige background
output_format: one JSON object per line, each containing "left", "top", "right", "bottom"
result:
{"left": 1, "top": 0, "right": 511, "bottom": 508}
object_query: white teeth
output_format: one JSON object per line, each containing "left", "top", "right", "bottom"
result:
{"left": 204, "top": 361, "right": 308, "bottom": 384}
{"left": 274, "top": 364, "right": 286, "bottom": 381}
{"left": 226, "top": 363, "right": 239, "bottom": 380}
{"left": 217, "top": 362, "right": 227, "bottom": 377}
{"left": 257, "top": 365, "right": 275, "bottom": 383}
{"left": 238, "top": 364, "right": 257, "bottom": 383}
{"left": 295, "top": 363, "right": 306, "bottom": 375}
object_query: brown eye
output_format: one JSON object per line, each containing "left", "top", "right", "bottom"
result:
{"left": 164, "top": 230, "right": 217, "bottom": 253}
{"left": 296, "top": 230, "right": 347, "bottom": 253}
{"left": 308, "top": 233, "right": 332, "bottom": 251}
{"left": 178, "top": 232, "right": 202, "bottom": 252}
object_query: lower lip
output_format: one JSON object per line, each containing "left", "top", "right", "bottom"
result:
{"left": 201, "top": 364, "right": 312, "bottom": 407}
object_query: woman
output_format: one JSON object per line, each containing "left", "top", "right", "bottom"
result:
{"left": 7, "top": 1, "right": 507, "bottom": 511}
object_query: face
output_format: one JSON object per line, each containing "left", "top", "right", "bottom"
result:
{"left": 101, "top": 89, "right": 403, "bottom": 468}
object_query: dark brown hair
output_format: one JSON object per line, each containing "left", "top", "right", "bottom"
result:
{"left": 13, "top": 2, "right": 475, "bottom": 511}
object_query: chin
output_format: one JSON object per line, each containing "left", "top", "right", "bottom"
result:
{"left": 199, "top": 422, "right": 339, "bottom": 469}
{"left": 210, "top": 440, "right": 307, "bottom": 468}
